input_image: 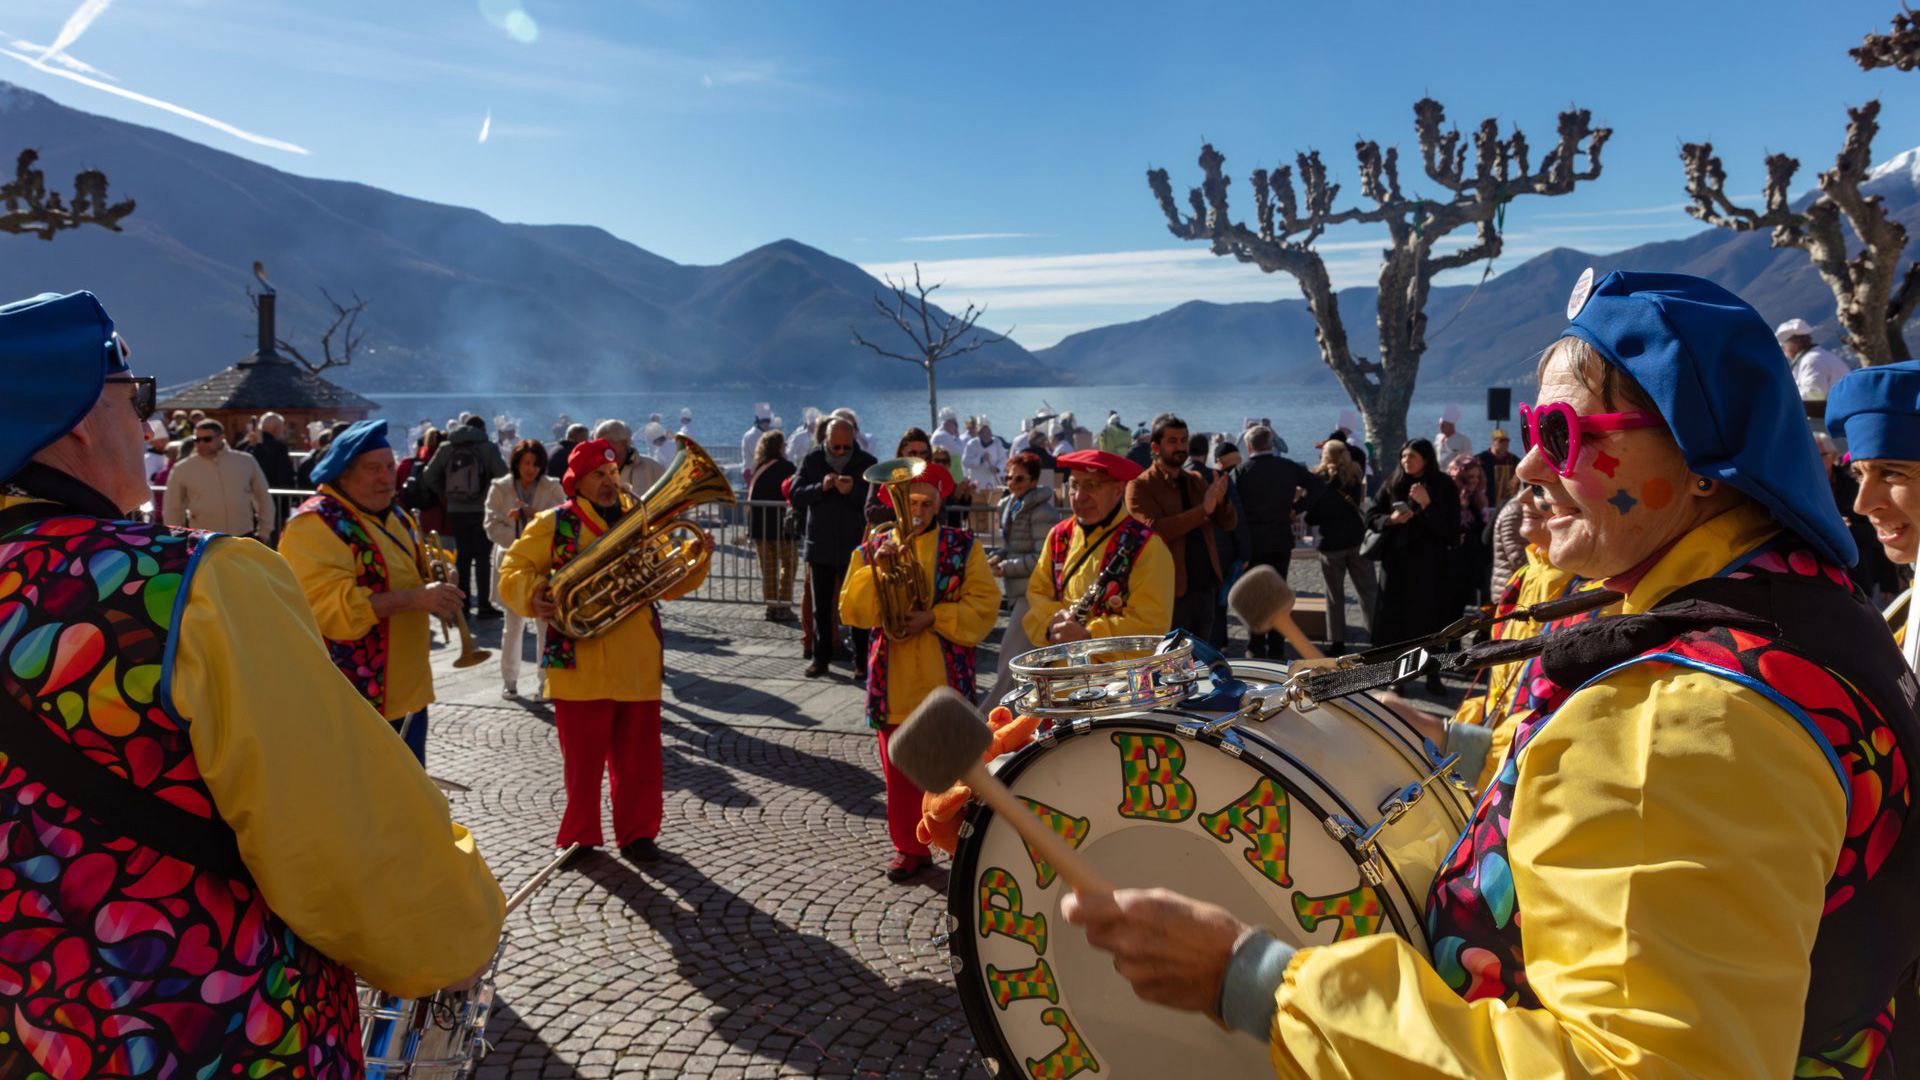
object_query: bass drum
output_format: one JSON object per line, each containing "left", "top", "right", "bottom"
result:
{"left": 948, "top": 659, "right": 1469, "bottom": 1079}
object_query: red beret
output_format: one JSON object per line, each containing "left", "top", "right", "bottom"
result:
{"left": 1056, "top": 449, "right": 1143, "bottom": 483}
{"left": 876, "top": 462, "right": 956, "bottom": 508}
{"left": 563, "top": 438, "right": 619, "bottom": 497}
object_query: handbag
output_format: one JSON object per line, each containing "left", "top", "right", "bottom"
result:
{"left": 1358, "top": 525, "right": 1392, "bottom": 560}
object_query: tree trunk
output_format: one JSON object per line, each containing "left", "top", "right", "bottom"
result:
{"left": 926, "top": 360, "right": 939, "bottom": 434}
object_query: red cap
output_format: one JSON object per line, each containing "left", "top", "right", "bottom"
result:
{"left": 876, "top": 463, "right": 955, "bottom": 508}
{"left": 563, "top": 438, "right": 619, "bottom": 497}
{"left": 1056, "top": 448, "right": 1143, "bottom": 483}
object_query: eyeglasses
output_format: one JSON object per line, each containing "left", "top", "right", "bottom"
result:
{"left": 828, "top": 443, "right": 854, "bottom": 453}
{"left": 195, "top": 434, "right": 219, "bottom": 443}
{"left": 104, "top": 374, "right": 156, "bottom": 421}
{"left": 1518, "top": 402, "right": 1663, "bottom": 477}
{"left": 1003, "top": 472, "right": 1032, "bottom": 483}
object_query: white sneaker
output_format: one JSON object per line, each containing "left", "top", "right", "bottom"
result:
{"left": 502, "top": 684, "right": 519, "bottom": 700}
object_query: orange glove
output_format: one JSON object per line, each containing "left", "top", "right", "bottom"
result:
{"left": 917, "top": 705, "right": 1041, "bottom": 855}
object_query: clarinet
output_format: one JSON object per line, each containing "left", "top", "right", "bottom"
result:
{"left": 1064, "top": 545, "right": 1131, "bottom": 625}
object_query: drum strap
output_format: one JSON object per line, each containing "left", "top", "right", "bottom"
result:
{"left": 0, "top": 500, "right": 255, "bottom": 885}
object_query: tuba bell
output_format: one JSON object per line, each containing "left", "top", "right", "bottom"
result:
{"left": 549, "top": 435, "right": 735, "bottom": 639}
{"left": 861, "top": 456, "right": 935, "bottom": 641}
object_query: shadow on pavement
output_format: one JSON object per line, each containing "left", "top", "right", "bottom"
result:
{"left": 658, "top": 709, "right": 884, "bottom": 818}
{"left": 582, "top": 856, "right": 982, "bottom": 1078}
{"left": 474, "top": 1003, "right": 580, "bottom": 1080}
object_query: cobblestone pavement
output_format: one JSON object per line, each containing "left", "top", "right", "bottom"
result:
{"left": 427, "top": 558, "right": 1465, "bottom": 1079}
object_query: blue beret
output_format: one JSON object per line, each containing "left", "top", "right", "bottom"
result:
{"left": 1562, "top": 270, "right": 1856, "bottom": 568}
{"left": 0, "top": 291, "right": 126, "bottom": 480}
{"left": 308, "top": 419, "right": 391, "bottom": 488}
{"left": 1826, "top": 360, "right": 1920, "bottom": 463}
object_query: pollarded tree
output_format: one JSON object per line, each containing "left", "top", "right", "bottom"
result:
{"left": 1682, "top": 100, "right": 1919, "bottom": 367}
{"left": 1149, "top": 99, "right": 1610, "bottom": 454}
{"left": 0, "top": 148, "right": 133, "bottom": 239}
{"left": 1853, "top": 9, "right": 1920, "bottom": 71}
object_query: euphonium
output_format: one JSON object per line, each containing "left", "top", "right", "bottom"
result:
{"left": 549, "top": 435, "right": 735, "bottom": 639}
{"left": 862, "top": 456, "right": 935, "bottom": 641}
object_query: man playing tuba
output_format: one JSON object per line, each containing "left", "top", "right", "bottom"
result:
{"left": 839, "top": 461, "right": 1000, "bottom": 882}
{"left": 498, "top": 439, "right": 712, "bottom": 866}
{"left": 280, "top": 418, "right": 465, "bottom": 765}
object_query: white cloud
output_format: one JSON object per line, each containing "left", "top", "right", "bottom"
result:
{"left": 900, "top": 232, "right": 1049, "bottom": 243}
{"left": 0, "top": 48, "right": 310, "bottom": 154}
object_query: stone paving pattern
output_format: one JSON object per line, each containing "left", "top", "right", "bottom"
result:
{"left": 426, "top": 553, "right": 1463, "bottom": 1079}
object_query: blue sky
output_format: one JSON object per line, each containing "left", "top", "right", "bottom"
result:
{"left": 5, "top": 0, "right": 1919, "bottom": 347}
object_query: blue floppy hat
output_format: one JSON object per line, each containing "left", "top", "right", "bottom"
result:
{"left": 0, "top": 291, "right": 125, "bottom": 481}
{"left": 1826, "top": 360, "right": 1920, "bottom": 464}
{"left": 1560, "top": 270, "right": 1857, "bottom": 567}
{"left": 307, "top": 419, "right": 391, "bottom": 488}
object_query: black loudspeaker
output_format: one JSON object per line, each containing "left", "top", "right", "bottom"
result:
{"left": 1487, "top": 387, "right": 1511, "bottom": 422}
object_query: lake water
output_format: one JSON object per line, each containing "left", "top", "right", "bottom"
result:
{"left": 369, "top": 384, "right": 1519, "bottom": 465}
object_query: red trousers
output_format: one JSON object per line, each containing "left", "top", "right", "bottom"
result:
{"left": 875, "top": 726, "right": 930, "bottom": 857}
{"left": 553, "top": 698, "right": 663, "bottom": 848}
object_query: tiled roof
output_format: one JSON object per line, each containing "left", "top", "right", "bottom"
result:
{"left": 158, "top": 353, "right": 379, "bottom": 412}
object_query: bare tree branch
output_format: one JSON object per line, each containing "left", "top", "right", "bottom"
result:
{"left": 1854, "top": 8, "right": 1920, "bottom": 70}
{"left": 1683, "top": 99, "right": 1916, "bottom": 365}
{"left": 849, "top": 262, "right": 1011, "bottom": 430}
{"left": 0, "top": 149, "right": 134, "bottom": 240}
{"left": 1148, "top": 97, "right": 1609, "bottom": 452}
{"left": 250, "top": 286, "right": 373, "bottom": 374}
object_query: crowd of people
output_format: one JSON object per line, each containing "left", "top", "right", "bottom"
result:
{"left": 9, "top": 275, "right": 1919, "bottom": 1079}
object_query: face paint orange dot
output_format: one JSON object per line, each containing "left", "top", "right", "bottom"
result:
{"left": 1641, "top": 477, "right": 1673, "bottom": 510}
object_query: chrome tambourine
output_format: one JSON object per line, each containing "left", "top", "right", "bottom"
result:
{"left": 1002, "top": 634, "right": 1212, "bottom": 717}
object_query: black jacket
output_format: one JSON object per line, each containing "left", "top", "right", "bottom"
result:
{"left": 791, "top": 446, "right": 877, "bottom": 564}
{"left": 1231, "top": 453, "right": 1329, "bottom": 561}
{"left": 1305, "top": 472, "right": 1366, "bottom": 550}
{"left": 246, "top": 433, "right": 296, "bottom": 490}
{"left": 747, "top": 457, "right": 797, "bottom": 542}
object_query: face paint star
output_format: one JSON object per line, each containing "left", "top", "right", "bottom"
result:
{"left": 1592, "top": 450, "right": 1620, "bottom": 478}
{"left": 1607, "top": 488, "right": 1638, "bottom": 515}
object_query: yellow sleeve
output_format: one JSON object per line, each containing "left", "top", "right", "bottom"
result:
{"left": 497, "top": 510, "right": 557, "bottom": 619}
{"left": 1084, "top": 534, "right": 1174, "bottom": 639}
{"left": 933, "top": 539, "right": 1002, "bottom": 648}
{"left": 839, "top": 543, "right": 880, "bottom": 630}
{"left": 1266, "top": 667, "right": 1846, "bottom": 1079}
{"left": 1024, "top": 543, "right": 1064, "bottom": 644}
{"left": 171, "top": 539, "right": 505, "bottom": 998}
{"left": 277, "top": 511, "right": 380, "bottom": 641}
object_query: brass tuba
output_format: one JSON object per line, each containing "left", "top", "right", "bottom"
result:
{"left": 862, "top": 456, "right": 935, "bottom": 641}
{"left": 549, "top": 435, "right": 735, "bottom": 639}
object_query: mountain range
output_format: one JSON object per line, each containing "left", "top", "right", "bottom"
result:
{"left": 0, "top": 79, "right": 1916, "bottom": 396}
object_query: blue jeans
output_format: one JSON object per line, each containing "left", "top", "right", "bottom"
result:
{"left": 391, "top": 707, "right": 428, "bottom": 766}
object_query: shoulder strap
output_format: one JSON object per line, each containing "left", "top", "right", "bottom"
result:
{"left": 0, "top": 688, "right": 253, "bottom": 883}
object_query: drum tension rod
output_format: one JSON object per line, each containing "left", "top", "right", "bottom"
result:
{"left": 1324, "top": 750, "right": 1467, "bottom": 886}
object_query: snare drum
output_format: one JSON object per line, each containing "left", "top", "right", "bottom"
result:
{"left": 358, "top": 943, "right": 502, "bottom": 1079}
{"left": 950, "top": 657, "right": 1469, "bottom": 1079}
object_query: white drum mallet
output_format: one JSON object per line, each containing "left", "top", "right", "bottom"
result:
{"left": 1229, "top": 564, "right": 1325, "bottom": 661}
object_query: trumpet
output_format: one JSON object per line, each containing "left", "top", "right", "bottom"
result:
{"left": 862, "top": 456, "right": 934, "bottom": 641}
{"left": 424, "top": 531, "right": 491, "bottom": 669}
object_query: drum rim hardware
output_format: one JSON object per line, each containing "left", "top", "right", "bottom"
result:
{"left": 1323, "top": 748, "right": 1472, "bottom": 885}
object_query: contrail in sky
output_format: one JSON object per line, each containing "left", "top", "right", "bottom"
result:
{"left": 479, "top": 108, "right": 492, "bottom": 144}
{"left": 40, "top": 0, "right": 113, "bottom": 63}
{"left": 0, "top": 49, "right": 310, "bottom": 154}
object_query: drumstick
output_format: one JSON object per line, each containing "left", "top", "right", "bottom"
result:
{"left": 891, "top": 688, "right": 1114, "bottom": 898}
{"left": 1229, "top": 565, "right": 1325, "bottom": 660}
{"left": 504, "top": 844, "right": 580, "bottom": 916}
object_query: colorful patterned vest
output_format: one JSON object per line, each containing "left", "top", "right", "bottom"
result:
{"left": 541, "top": 502, "right": 661, "bottom": 671}
{"left": 863, "top": 526, "right": 975, "bottom": 727}
{"left": 290, "top": 492, "right": 401, "bottom": 713}
{"left": 0, "top": 511, "right": 361, "bottom": 1080}
{"left": 1426, "top": 541, "right": 1919, "bottom": 1078}
{"left": 1047, "top": 515, "right": 1153, "bottom": 617}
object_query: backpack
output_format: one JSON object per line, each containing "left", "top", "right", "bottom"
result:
{"left": 401, "top": 468, "right": 438, "bottom": 512}
{"left": 445, "top": 445, "right": 484, "bottom": 502}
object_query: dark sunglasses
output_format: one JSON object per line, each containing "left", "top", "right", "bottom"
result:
{"left": 105, "top": 374, "right": 157, "bottom": 422}
{"left": 195, "top": 434, "right": 220, "bottom": 443}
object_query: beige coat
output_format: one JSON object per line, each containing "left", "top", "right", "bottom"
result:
{"left": 163, "top": 447, "right": 274, "bottom": 537}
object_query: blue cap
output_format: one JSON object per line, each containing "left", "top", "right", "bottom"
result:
{"left": 308, "top": 419, "right": 391, "bottom": 488}
{"left": 0, "top": 291, "right": 125, "bottom": 480}
{"left": 1562, "top": 270, "right": 1856, "bottom": 567}
{"left": 1826, "top": 361, "right": 1920, "bottom": 463}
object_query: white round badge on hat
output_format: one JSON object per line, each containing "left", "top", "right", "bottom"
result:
{"left": 604, "top": 448, "right": 616, "bottom": 462}
{"left": 1567, "top": 267, "right": 1595, "bottom": 320}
